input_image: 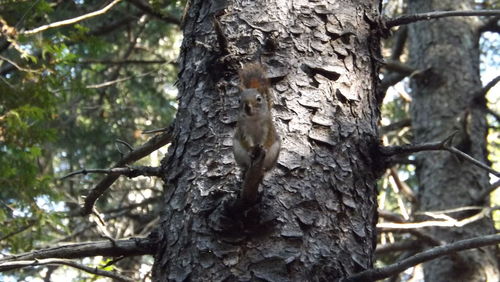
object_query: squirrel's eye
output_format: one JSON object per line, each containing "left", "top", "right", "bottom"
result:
{"left": 256, "top": 95, "right": 262, "bottom": 103}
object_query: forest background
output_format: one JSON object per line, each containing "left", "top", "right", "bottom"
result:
{"left": 0, "top": 0, "right": 499, "bottom": 281}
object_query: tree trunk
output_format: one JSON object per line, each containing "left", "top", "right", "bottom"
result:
{"left": 152, "top": 0, "right": 381, "bottom": 280}
{"left": 408, "top": 0, "right": 499, "bottom": 281}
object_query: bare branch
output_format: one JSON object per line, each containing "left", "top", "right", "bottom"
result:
{"left": 487, "top": 108, "right": 500, "bottom": 124}
{"left": 380, "top": 72, "right": 408, "bottom": 92}
{"left": 116, "top": 139, "right": 134, "bottom": 152}
{"left": 77, "top": 129, "right": 172, "bottom": 216}
{"left": 375, "top": 240, "right": 422, "bottom": 256}
{"left": 0, "top": 237, "right": 154, "bottom": 262}
{"left": 0, "top": 55, "right": 42, "bottom": 73}
{"left": 0, "top": 258, "right": 133, "bottom": 281}
{"left": 471, "top": 75, "right": 500, "bottom": 124}
{"left": 378, "top": 211, "right": 444, "bottom": 246}
{"left": 86, "top": 71, "right": 155, "bottom": 89}
{"left": 380, "top": 132, "right": 500, "bottom": 177}
{"left": 478, "top": 75, "right": 500, "bottom": 97}
{"left": 78, "top": 59, "right": 169, "bottom": 65}
{"left": 389, "top": 167, "right": 417, "bottom": 203}
{"left": 102, "top": 196, "right": 161, "bottom": 214}
{"left": 344, "top": 233, "right": 500, "bottom": 282}
{"left": 380, "top": 119, "right": 411, "bottom": 134}
{"left": 126, "top": 0, "right": 181, "bottom": 25}
{"left": 377, "top": 207, "right": 497, "bottom": 230}
{"left": 390, "top": 26, "right": 407, "bottom": 61}
{"left": 382, "top": 60, "right": 416, "bottom": 75}
{"left": 142, "top": 127, "right": 171, "bottom": 134}
{"left": 22, "top": 0, "right": 124, "bottom": 35}
{"left": 60, "top": 166, "right": 161, "bottom": 180}
{"left": 386, "top": 10, "right": 500, "bottom": 29}
{"left": 0, "top": 220, "right": 36, "bottom": 242}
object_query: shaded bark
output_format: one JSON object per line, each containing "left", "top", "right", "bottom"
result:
{"left": 152, "top": 0, "right": 381, "bottom": 281}
{"left": 408, "top": 0, "right": 499, "bottom": 281}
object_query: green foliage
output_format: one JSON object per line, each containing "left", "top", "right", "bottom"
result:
{"left": 0, "top": 0, "right": 183, "bottom": 270}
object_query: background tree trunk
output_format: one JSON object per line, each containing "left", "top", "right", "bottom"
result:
{"left": 152, "top": 0, "right": 381, "bottom": 280}
{"left": 408, "top": 0, "right": 499, "bottom": 281}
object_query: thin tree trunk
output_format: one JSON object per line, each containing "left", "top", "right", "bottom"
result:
{"left": 408, "top": 0, "right": 499, "bottom": 281}
{"left": 152, "top": 1, "right": 381, "bottom": 280}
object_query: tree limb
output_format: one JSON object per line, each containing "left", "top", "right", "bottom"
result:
{"left": 126, "top": 0, "right": 181, "bottom": 25}
{"left": 344, "top": 233, "right": 500, "bottom": 282}
{"left": 380, "top": 72, "right": 408, "bottom": 92}
{"left": 375, "top": 240, "right": 422, "bottom": 256}
{"left": 22, "top": 0, "right": 124, "bottom": 35}
{"left": 471, "top": 75, "right": 500, "bottom": 124}
{"left": 377, "top": 206, "right": 495, "bottom": 230}
{"left": 0, "top": 258, "right": 133, "bottom": 281}
{"left": 86, "top": 70, "right": 155, "bottom": 89}
{"left": 382, "top": 60, "right": 416, "bottom": 75}
{"left": 390, "top": 26, "right": 407, "bottom": 61}
{"left": 475, "top": 180, "right": 500, "bottom": 202}
{"left": 0, "top": 220, "right": 36, "bottom": 242}
{"left": 380, "top": 119, "right": 411, "bottom": 134}
{"left": 0, "top": 237, "right": 154, "bottom": 263}
{"left": 78, "top": 59, "right": 169, "bottom": 65}
{"left": 380, "top": 132, "right": 500, "bottom": 177}
{"left": 477, "top": 75, "right": 500, "bottom": 98}
{"left": 61, "top": 166, "right": 161, "bottom": 180}
{"left": 74, "top": 129, "right": 172, "bottom": 216}
{"left": 389, "top": 167, "right": 417, "bottom": 203}
{"left": 386, "top": 10, "right": 500, "bottom": 29}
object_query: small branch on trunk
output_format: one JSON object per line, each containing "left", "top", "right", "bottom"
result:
{"left": 386, "top": 10, "right": 500, "bottom": 29}
{"left": 380, "top": 132, "right": 500, "bottom": 177}
{"left": 471, "top": 75, "right": 500, "bottom": 124}
{"left": 61, "top": 166, "right": 161, "bottom": 180}
{"left": 0, "top": 258, "right": 133, "bottom": 281}
{"left": 382, "top": 60, "right": 416, "bottom": 75}
{"left": 380, "top": 72, "right": 408, "bottom": 92}
{"left": 73, "top": 128, "right": 172, "bottom": 216}
{"left": 475, "top": 180, "right": 500, "bottom": 203}
{"left": 343, "top": 233, "right": 500, "bottom": 282}
{"left": 477, "top": 75, "right": 500, "bottom": 98}
{"left": 22, "top": 0, "right": 124, "bottom": 35}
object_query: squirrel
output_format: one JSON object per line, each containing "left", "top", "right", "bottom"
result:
{"left": 233, "top": 63, "right": 281, "bottom": 204}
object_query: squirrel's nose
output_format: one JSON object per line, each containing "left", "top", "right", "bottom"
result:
{"left": 244, "top": 102, "right": 253, "bottom": 115}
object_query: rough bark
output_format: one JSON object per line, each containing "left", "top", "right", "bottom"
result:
{"left": 408, "top": 0, "right": 499, "bottom": 281}
{"left": 152, "top": 0, "right": 381, "bottom": 281}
